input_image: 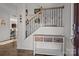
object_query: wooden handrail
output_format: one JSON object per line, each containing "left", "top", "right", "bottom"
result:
{"left": 42, "top": 6, "right": 64, "bottom": 10}
{"left": 27, "top": 10, "right": 42, "bottom": 21}
{"left": 27, "top": 6, "right": 64, "bottom": 22}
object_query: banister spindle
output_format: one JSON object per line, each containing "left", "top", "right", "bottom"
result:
{"left": 50, "top": 9, "right": 52, "bottom": 26}
{"left": 58, "top": 8, "right": 60, "bottom": 27}
{"left": 57, "top": 8, "right": 59, "bottom": 27}
{"left": 60, "top": 8, "right": 62, "bottom": 27}
{"left": 54, "top": 9, "right": 55, "bottom": 26}
{"left": 61, "top": 9, "right": 63, "bottom": 27}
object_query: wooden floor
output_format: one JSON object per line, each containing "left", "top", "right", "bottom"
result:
{"left": 0, "top": 40, "right": 33, "bottom": 56}
{"left": 0, "top": 39, "right": 55, "bottom": 56}
{"left": 17, "top": 49, "right": 33, "bottom": 56}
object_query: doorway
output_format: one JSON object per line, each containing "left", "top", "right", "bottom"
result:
{"left": 10, "top": 17, "right": 17, "bottom": 40}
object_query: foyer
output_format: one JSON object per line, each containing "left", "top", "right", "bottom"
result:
{"left": 0, "top": 3, "right": 74, "bottom": 56}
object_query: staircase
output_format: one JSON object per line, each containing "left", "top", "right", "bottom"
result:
{"left": 25, "top": 6, "right": 64, "bottom": 38}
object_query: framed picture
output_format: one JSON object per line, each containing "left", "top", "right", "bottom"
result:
{"left": 0, "top": 18, "right": 6, "bottom": 27}
{"left": 1, "top": 20, "right": 6, "bottom": 25}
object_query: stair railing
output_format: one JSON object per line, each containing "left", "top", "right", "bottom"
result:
{"left": 25, "top": 10, "right": 42, "bottom": 38}
{"left": 25, "top": 6, "right": 64, "bottom": 38}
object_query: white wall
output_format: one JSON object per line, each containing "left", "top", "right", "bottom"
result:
{"left": 0, "top": 3, "right": 18, "bottom": 41}
{"left": 17, "top": 4, "right": 26, "bottom": 49}
{"left": 17, "top": 3, "right": 74, "bottom": 56}
{"left": 63, "top": 4, "right": 74, "bottom": 56}
{"left": 0, "top": 10, "right": 10, "bottom": 41}
{"left": 17, "top": 27, "right": 64, "bottom": 50}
